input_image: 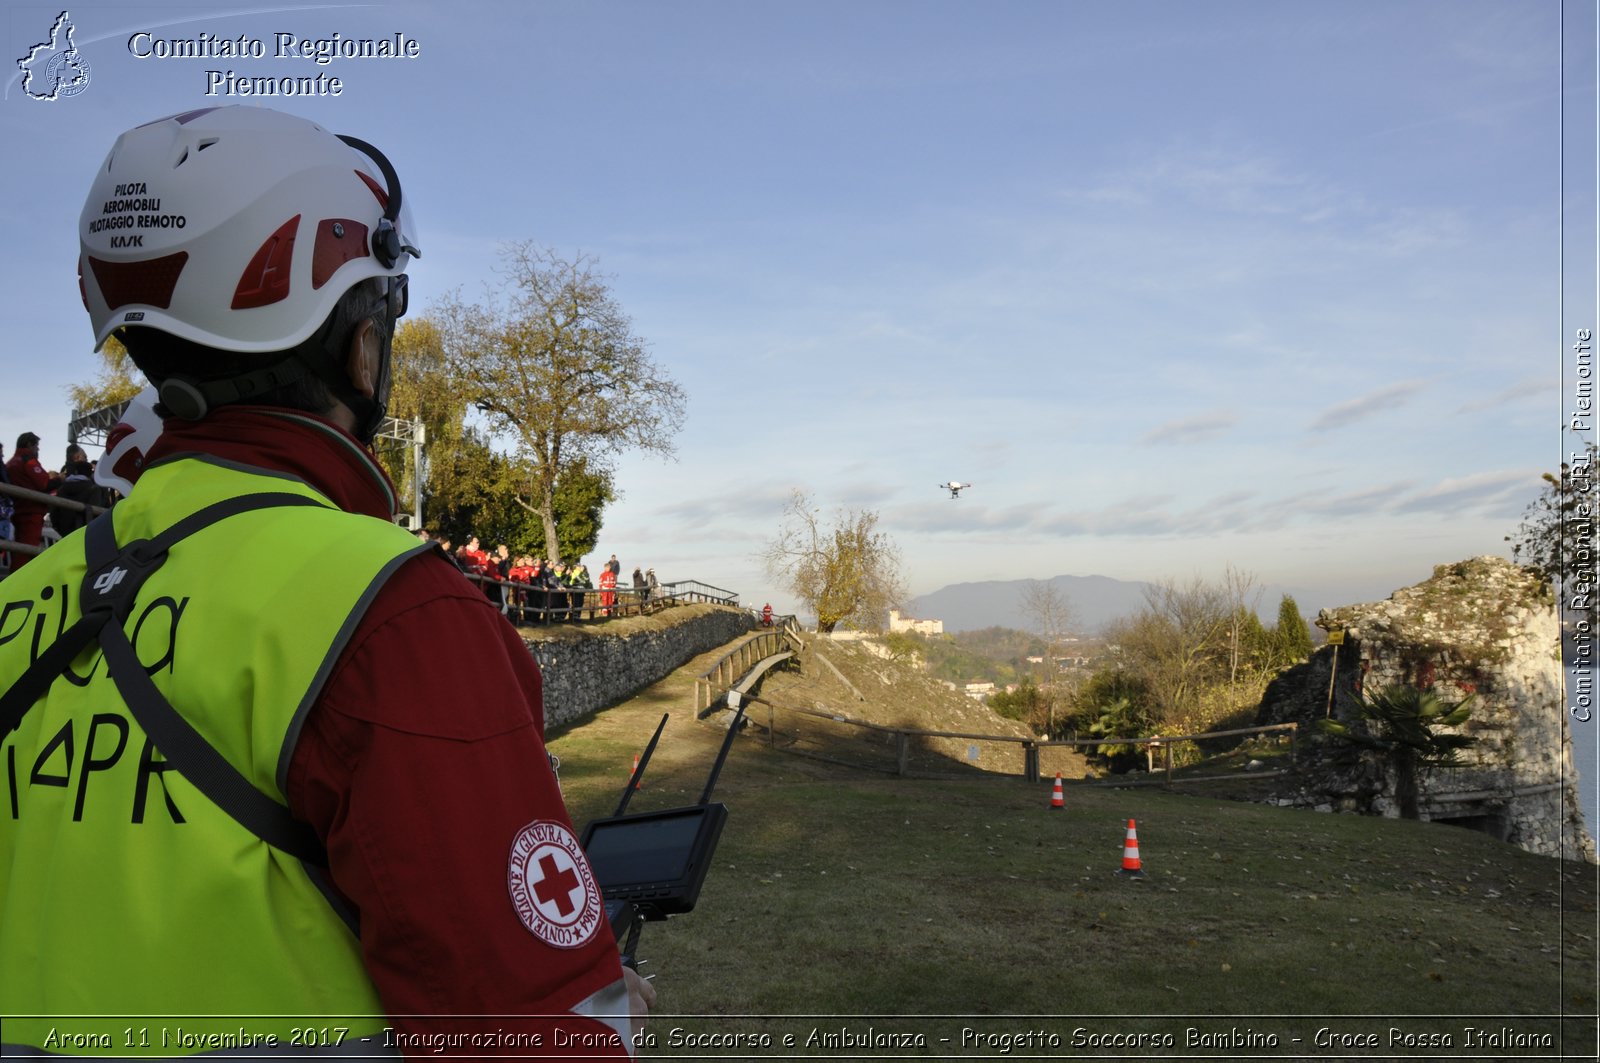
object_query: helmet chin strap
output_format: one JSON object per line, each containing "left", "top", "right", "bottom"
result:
{"left": 157, "top": 358, "right": 317, "bottom": 422}
{"left": 153, "top": 322, "right": 391, "bottom": 445}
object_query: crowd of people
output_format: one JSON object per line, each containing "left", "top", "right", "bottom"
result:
{"left": 1, "top": 429, "right": 662, "bottom": 620}
{"left": 0, "top": 432, "right": 123, "bottom": 573}
{"left": 411, "top": 532, "right": 662, "bottom": 624}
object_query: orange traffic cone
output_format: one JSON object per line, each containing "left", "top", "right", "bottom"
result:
{"left": 1048, "top": 772, "right": 1065, "bottom": 811}
{"left": 629, "top": 754, "right": 644, "bottom": 790}
{"left": 1117, "top": 818, "right": 1145, "bottom": 878}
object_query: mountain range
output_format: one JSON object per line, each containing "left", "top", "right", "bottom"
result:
{"left": 905, "top": 575, "right": 1147, "bottom": 635}
{"left": 905, "top": 574, "right": 1342, "bottom": 635}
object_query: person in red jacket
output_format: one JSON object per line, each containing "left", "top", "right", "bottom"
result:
{"left": 4, "top": 105, "right": 651, "bottom": 1056}
{"left": 507, "top": 554, "right": 538, "bottom": 624}
{"left": 598, "top": 564, "right": 618, "bottom": 616}
{"left": 4, "top": 432, "right": 56, "bottom": 569}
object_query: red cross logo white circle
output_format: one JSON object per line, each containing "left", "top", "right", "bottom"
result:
{"left": 507, "top": 820, "right": 603, "bottom": 949}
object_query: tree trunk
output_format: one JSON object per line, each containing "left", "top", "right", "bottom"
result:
{"left": 1394, "top": 753, "right": 1419, "bottom": 820}
{"left": 536, "top": 480, "right": 561, "bottom": 564}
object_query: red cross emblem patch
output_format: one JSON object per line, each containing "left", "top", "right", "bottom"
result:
{"left": 507, "top": 820, "right": 603, "bottom": 949}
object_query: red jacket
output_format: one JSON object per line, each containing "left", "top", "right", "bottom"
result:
{"left": 142, "top": 407, "right": 630, "bottom": 1057}
{"left": 457, "top": 546, "right": 493, "bottom": 579}
{"left": 4, "top": 452, "right": 52, "bottom": 519}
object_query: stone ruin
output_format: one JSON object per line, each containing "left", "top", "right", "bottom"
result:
{"left": 1254, "top": 556, "right": 1595, "bottom": 863}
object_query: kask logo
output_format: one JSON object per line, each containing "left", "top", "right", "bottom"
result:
{"left": 17, "top": 10, "right": 92, "bottom": 101}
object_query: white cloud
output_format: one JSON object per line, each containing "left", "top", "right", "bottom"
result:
{"left": 1139, "top": 410, "right": 1237, "bottom": 446}
{"left": 1309, "top": 380, "right": 1430, "bottom": 432}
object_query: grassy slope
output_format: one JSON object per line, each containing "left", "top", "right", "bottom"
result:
{"left": 545, "top": 622, "right": 1599, "bottom": 1055}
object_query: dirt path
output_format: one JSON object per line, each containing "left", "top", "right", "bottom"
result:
{"left": 546, "top": 634, "right": 853, "bottom": 826}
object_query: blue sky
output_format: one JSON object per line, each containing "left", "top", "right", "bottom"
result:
{"left": 1, "top": 0, "right": 1594, "bottom": 628}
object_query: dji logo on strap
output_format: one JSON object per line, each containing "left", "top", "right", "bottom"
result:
{"left": 93, "top": 567, "right": 128, "bottom": 595}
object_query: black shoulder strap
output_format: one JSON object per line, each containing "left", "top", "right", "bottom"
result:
{"left": 2, "top": 492, "right": 331, "bottom": 866}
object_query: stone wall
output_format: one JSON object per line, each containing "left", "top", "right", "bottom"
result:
{"left": 1255, "top": 556, "right": 1595, "bottom": 863}
{"left": 526, "top": 605, "right": 757, "bottom": 730}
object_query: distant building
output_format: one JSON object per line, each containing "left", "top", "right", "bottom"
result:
{"left": 887, "top": 608, "right": 944, "bottom": 636}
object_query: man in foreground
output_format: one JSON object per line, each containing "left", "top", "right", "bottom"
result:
{"left": 0, "top": 105, "right": 650, "bottom": 1056}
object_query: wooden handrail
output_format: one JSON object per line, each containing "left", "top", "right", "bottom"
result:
{"left": 722, "top": 689, "right": 1300, "bottom": 783}
{"left": 693, "top": 629, "right": 794, "bottom": 711}
{"left": 0, "top": 480, "right": 109, "bottom": 519}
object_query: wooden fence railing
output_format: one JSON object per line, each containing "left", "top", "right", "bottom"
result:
{"left": 0, "top": 481, "right": 110, "bottom": 567}
{"left": 718, "top": 688, "right": 1300, "bottom": 784}
{"left": 693, "top": 624, "right": 804, "bottom": 712}
{"left": 658, "top": 579, "right": 740, "bottom": 606}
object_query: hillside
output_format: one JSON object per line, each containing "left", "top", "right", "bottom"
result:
{"left": 746, "top": 632, "right": 1093, "bottom": 779}
{"left": 546, "top": 625, "right": 1598, "bottom": 1049}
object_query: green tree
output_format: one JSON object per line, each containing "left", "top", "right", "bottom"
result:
{"left": 1317, "top": 684, "right": 1476, "bottom": 819}
{"left": 383, "top": 315, "right": 614, "bottom": 559}
{"left": 763, "top": 489, "right": 905, "bottom": 633}
{"left": 989, "top": 681, "right": 1050, "bottom": 729}
{"left": 1065, "top": 668, "right": 1155, "bottom": 745}
{"left": 1507, "top": 440, "right": 1598, "bottom": 630}
{"left": 437, "top": 242, "right": 686, "bottom": 562}
{"left": 1272, "top": 594, "right": 1314, "bottom": 667}
{"left": 919, "top": 634, "right": 991, "bottom": 684}
{"left": 879, "top": 630, "right": 925, "bottom": 665}
{"left": 377, "top": 317, "right": 466, "bottom": 526}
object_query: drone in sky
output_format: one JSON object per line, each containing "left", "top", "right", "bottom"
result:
{"left": 939, "top": 481, "right": 972, "bottom": 499}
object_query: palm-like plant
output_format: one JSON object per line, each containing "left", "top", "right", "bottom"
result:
{"left": 1087, "top": 697, "right": 1145, "bottom": 761}
{"left": 1317, "top": 684, "right": 1476, "bottom": 819}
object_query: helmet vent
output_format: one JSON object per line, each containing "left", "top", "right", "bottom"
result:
{"left": 312, "top": 218, "right": 370, "bottom": 289}
{"left": 354, "top": 169, "right": 389, "bottom": 211}
{"left": 175, "top": 138, "right": 218, "bottom": 169}
{"left": 231, "top": 215, "right": 300, "bottom": 309}
{"left": 87, "top": 252, "right": 189, "bottom": 311}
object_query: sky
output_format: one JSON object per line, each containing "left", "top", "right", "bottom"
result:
{"left": 4, "top": 0, "right": 1597, "bottom": 863}
{"left": 1, "top": 0, "right": 1595, "bottom": 630}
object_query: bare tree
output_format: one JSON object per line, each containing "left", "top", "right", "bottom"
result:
{"left": 764, "top": 490, "right": 906, "bottom": 633}
{"left": 1220, "top": 564, "right": 1264, "bottom": 699}
{"left": 1110, "top": 575, "right": 1231, "bottom": 726}
{"left": 1020, "top": 580, "right": 1076, "bottom": 730}
{"left": 436, "top": 242, "right": 686, "bottom": 561}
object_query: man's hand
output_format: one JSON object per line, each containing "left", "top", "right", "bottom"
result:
{"left": 624, "top": 965, "right": 656, "bottom": 1044}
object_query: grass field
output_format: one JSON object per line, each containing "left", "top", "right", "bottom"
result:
{"left": 545, "top": 630, "right": 1599, "bottom": 1059}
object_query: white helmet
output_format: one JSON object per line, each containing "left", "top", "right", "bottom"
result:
{"left": 78, "top": 105, "right": 419, "bottom": 355}
{"left": 93, "top": 387, "right": 163, "bottom": 495}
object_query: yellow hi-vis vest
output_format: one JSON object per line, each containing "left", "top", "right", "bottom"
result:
{"left": 0, "top": 455, "right": 430, "bottom": 1055}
